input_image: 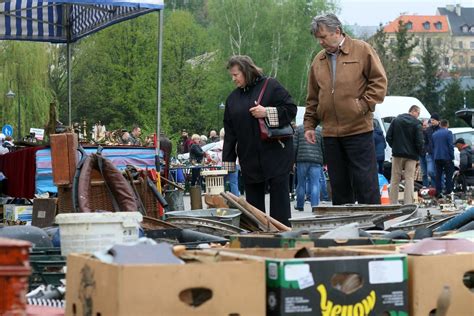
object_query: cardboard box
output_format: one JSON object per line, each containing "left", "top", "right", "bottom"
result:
{"left": 4, "top": 204, "right": 33, "bottom": 224}
{"left": 65, "top": 251, "right": 266, "bottom": 316}
{"left": 217, "top": 248, "right": 409, "bottom": 316}
{"left": 335, "top": 244, "right": 474, "bottom": 315}
{"left": 50, "top": 133, "right": 78, "bottom": 185}
{"left": 229, "top": 234, "right": 394, "bottom": 249}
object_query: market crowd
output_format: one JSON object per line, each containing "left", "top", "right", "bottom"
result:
{"left": 205, "top": 13, "right": 471, "bottom": 227}
{"left": 1, "top": 14, "right": 471, "bottom": 229}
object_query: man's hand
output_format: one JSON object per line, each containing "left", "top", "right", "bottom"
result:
{"left": 249, "top": 102, "right": 267, "bottom": 118}
{"left": 305, "top": 130, "right": 316, "bottom": 144}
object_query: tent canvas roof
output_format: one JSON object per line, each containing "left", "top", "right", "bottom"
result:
{"left": 0, "top": 0, "right": 164, "bottom": 43}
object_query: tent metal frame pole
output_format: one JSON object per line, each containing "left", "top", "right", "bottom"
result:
{"left": 67, "top": 41, "right": 72, "bottom": 127}
{"left": 155, "top": 9, "right": 163, "bottom": 162}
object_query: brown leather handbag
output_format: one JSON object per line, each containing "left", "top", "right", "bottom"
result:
{"left": 257, "top": 78, "right": 294, "bottom": 141}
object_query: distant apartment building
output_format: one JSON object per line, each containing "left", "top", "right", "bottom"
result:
{"left": 383, "top": 15, "right": 451, "bottom": 69}
{"left": 437, "top": 4, "right": 474, "bottom": 74}
{"left": 382, "top": 4, "right": 473, "bottom": 74}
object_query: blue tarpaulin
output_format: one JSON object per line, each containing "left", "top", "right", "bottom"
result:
{"left": 35, "top": 147, "right": 157, "bottom": 194}
{"left": 0, "top": 0, "right": 164, "bottom": 43}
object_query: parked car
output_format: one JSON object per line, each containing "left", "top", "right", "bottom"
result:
{"left": 450, "top": 127, "right": 474, "bottom": 168}
{"left": 177, "top": 142, "right": 220, "bottom": 163}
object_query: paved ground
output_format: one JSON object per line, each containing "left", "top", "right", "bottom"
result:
{"left": 181, "top": 193, "right": 441, "bottom": 223}
{"left": 184, "top": 194, "right": 342, "bottom": 220}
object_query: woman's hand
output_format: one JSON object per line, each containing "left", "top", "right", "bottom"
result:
{"left": 249, "top": 102, "right": 267, "bottom": 118}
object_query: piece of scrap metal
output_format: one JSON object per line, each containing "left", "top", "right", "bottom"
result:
{"left": 289, "top": 213, "right": 375, "bottom": 232}
{"left": 165, "top": 216, "right": 247, "bottom": 237}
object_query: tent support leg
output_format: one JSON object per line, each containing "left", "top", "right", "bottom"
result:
{"left": 155, "top": 10, "right": 164, "bottom": 198}
{"left": 67, "top": 41, "right": 72, "bottom": 127}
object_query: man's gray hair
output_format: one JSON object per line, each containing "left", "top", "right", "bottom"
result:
{"left": 311, "top": 13, "right": 343, "bottom": 35}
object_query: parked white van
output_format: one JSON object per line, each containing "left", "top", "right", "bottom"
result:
{"left": 373, "top": 96, "right": 431, "bottom": 162}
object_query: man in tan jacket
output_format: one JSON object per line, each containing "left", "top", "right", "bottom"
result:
{"left": 304, "top": 13, "right": 387, "bottom": 205}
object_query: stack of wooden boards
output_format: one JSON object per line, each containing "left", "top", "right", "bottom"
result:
{"left": 220, "top": 192, "right": 290, "bottom": 232}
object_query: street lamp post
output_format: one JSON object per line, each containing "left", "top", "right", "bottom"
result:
{"left": 217, "top": 102, "right": 225, "bottom": 128}
{"left": 6, "top": 79, "right": 21, "bottom": 140}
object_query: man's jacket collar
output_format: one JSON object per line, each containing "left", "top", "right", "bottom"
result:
{"left": 319, "top": 34, "right": 352, "bottom": 60}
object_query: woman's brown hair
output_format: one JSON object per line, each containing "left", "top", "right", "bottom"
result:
{"left": 227, "top": 55, "right": 263, "bottom": 87}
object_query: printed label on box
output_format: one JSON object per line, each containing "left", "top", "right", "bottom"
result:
{"left": 297, "top": 273, "right": 315, "bottom": 290}
{"left": 369, "top": 260, "right": 403, "bottom": 284}
{"left": 284, "top": 264, "right": 310, "bottom": 281}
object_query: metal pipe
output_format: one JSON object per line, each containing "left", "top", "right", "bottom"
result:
{"left": 155, "top": 10, "right": 164, "bottom": 159}
{"left": 154, "top": 10, "right": 164, "bottom": 194}
{"left": 67, "top": 41, "right": 72, "bottom": 127}
{"left": 17, "top": 79, "right": 21, "bottom": 139}
{"left": 66, "top": 4, "right": 72, "bottom": 127}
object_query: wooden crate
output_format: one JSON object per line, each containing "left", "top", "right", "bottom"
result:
{"left": 50, "top": 133, "right": 78, "bottom": 185}
{"left": 57, "top": 179, "right": 158, "bottom": 217}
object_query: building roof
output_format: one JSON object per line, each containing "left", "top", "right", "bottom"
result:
{"left": 437, "top": 76, "right": 474, "bottom": 93}
{"left": 437, "top": 6, "right": 474, "bottom": 36}
{"left": 384, "top": 15, "right": 449, "bottom": 33}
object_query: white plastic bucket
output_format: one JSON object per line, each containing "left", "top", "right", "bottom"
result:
{"left": 55, "top": 212, "right": 143, "bottom": 256}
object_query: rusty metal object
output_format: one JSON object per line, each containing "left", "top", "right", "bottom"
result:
{"left": 289, "top": 214, "right": 375, "bottom": 232}
{"left": 165, "top": 217, "right": 247, "bottom": 237}
{"left": 0, "top": 238, "right": 31, "bottom": 315}
{"left": 141, "top": 216, "right": 178, "bottom": 231}
{"left": 160, "top": 175, "right": 185, "bottom": 191}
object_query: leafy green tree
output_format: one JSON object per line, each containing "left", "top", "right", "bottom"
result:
{"left": 161, "top": 10, "right": 223, "bottom": 136}
{"left": 418, "top": 38, "right": 441, "bottom": 113}
{"left": 386, "top": 20, "right": 421, "bottom": 96}
{"left": 467, "top": 87, "right": 474, "bottom": 109}
{"left": 0, "top": 42, "right": 54, "bottom": 138}
{"left": 0, "top": 1, "right": 342, "bottom": 144}
{"left": 68, "top": 10, "right": 222, "bottom": 140}
{"left": 48, "top": 44, "right": 83, "bottom": 124}
{"left": 369, "top": 24, "right": 389, "bottom": 66}
{"left": 165, "top": 0, "right": 209, "bottom": 26}
{"left": 441, "top": 77, "right": 466, "bottom": 127}
{"left": 207, "top": 0, "right": 334, "bottom": 105}
{"left": 70, "top": 14, "right": 159, "bottom": 133}
{"left": 392, "top": 20, "right": 417, "bottom": 60}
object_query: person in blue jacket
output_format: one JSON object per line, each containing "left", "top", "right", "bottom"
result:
{"left": 373, "top": 121, "right": 386, "bottom": 174}
{"left": 432, "top": 119, "right": 454, "bottom": 196}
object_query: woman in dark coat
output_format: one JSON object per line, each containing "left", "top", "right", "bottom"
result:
{"left": 222, "top": 55, "right": 297, "bottom": 226}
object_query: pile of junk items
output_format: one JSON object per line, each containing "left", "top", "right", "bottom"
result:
{"left": 1, "top": 134, "right": 474, "bottom": 315}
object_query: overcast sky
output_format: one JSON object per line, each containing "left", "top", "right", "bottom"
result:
{"left": 337, "top": 0, "right": 473, "bottom": 26}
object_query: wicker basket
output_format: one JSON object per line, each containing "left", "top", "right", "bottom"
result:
{"left": 57, "top": 178, "right": 158, "bottom": 217}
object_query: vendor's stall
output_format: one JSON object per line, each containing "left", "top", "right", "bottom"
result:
{"left": 0, "top": 0, "right": 166, "bottom": 181}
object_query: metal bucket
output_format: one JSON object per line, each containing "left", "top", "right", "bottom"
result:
{"left": 165, "top": 208, "right": 241, "bottom": 227}
{"left": 164, "top": 190, "right": 185, "bottom": 212}
{"left": 189, "top": 186, "right": 203, "bottom": 210}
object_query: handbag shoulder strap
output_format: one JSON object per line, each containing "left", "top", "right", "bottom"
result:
{"left": 257, "top": 78, "right": 270, "bottom": 105}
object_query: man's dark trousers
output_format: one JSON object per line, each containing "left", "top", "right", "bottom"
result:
{"left": 435, "top": 159, "right": 454, "bottom": 195}
{"left": 324, "top": 131, "right": 380, "bottom": 205}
